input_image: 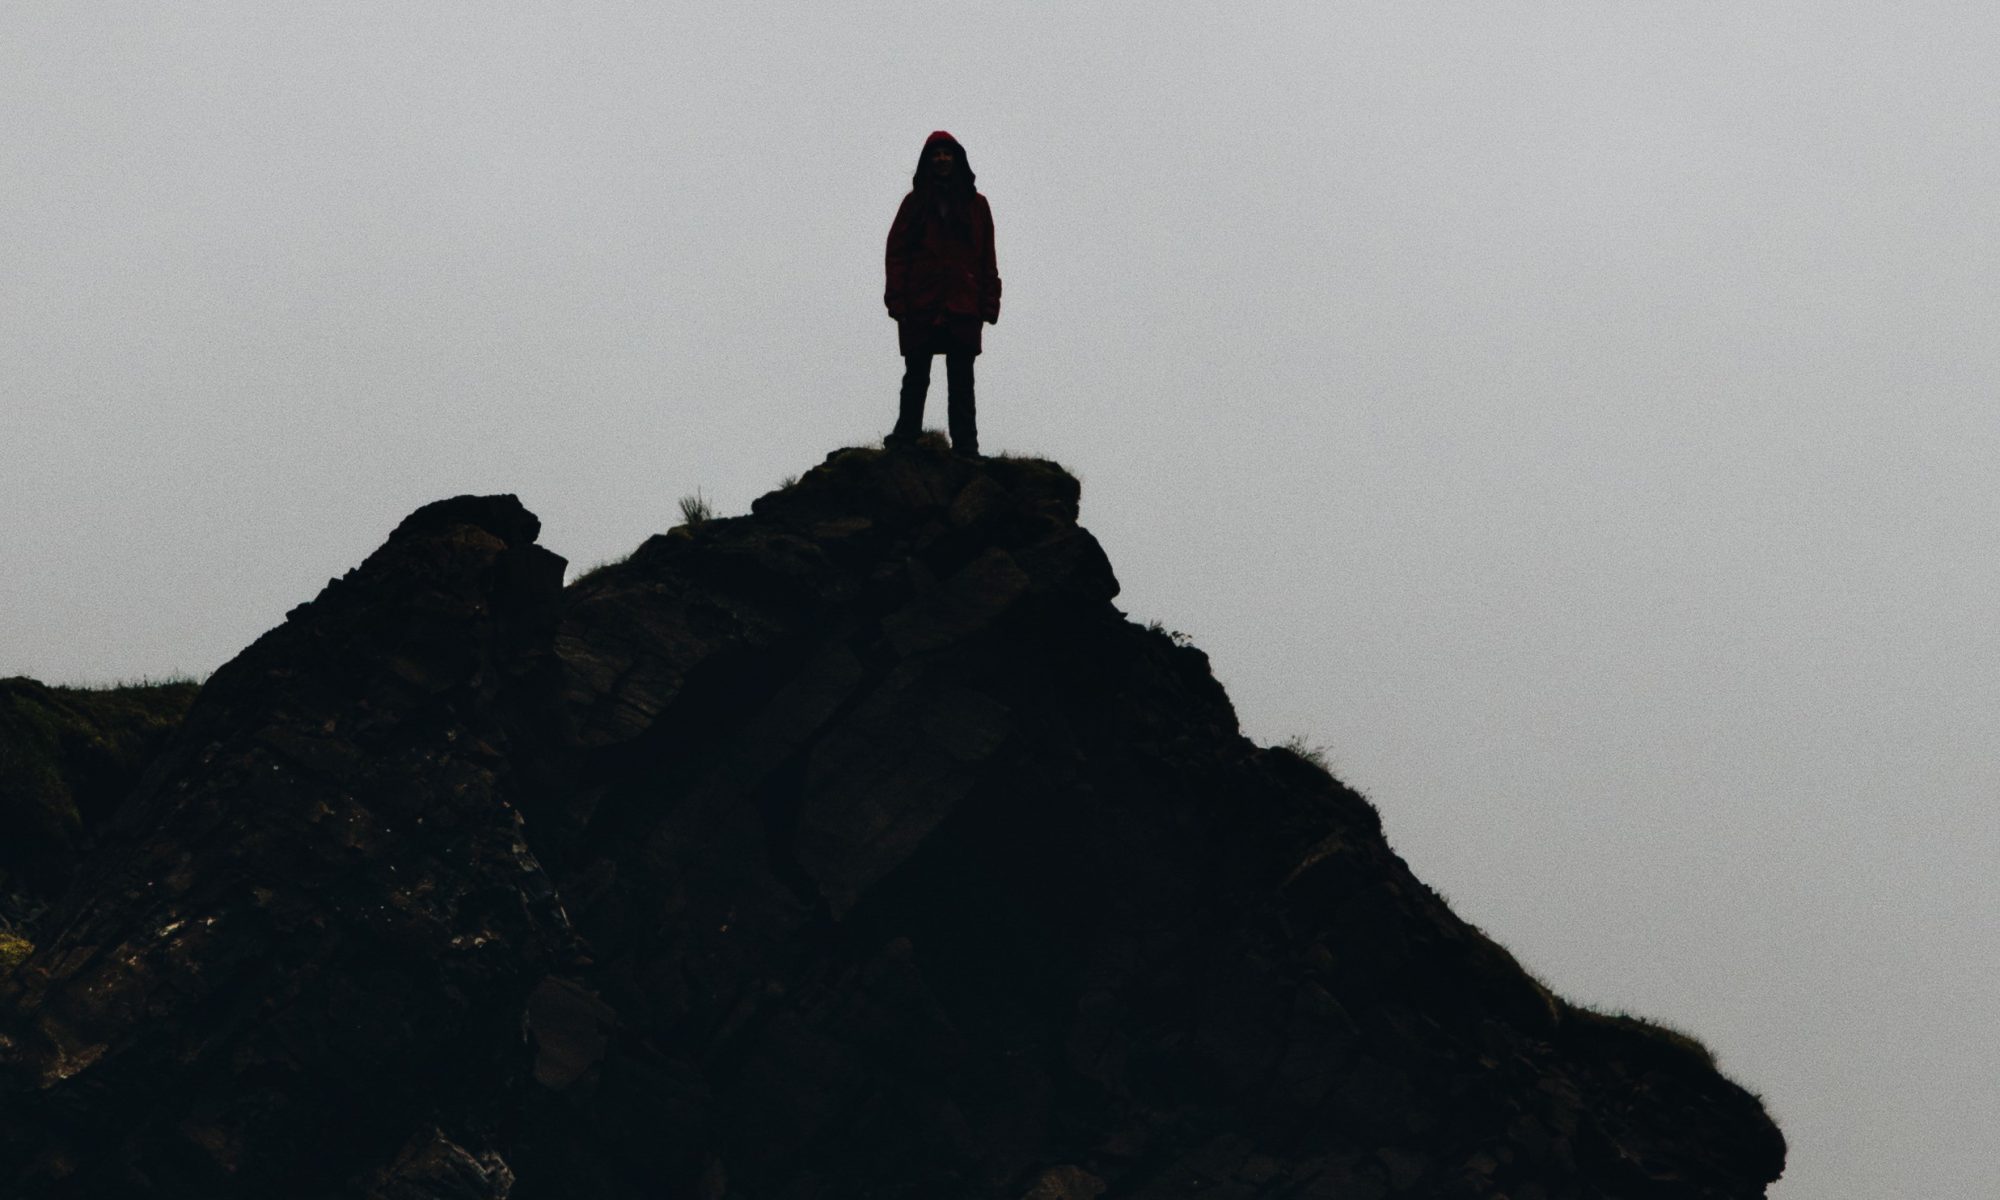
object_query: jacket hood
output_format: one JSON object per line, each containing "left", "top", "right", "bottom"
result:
{"left": 912, "top": 131, "right": 976, "bottom": 193}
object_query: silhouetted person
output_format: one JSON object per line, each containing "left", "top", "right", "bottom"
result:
{"left": 883, "top": 131, "right": 1001, "bottom": 456}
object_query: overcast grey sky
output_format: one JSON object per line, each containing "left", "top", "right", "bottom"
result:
{"left": 4, "top": 4, "right": 1995, "bottom": 1194}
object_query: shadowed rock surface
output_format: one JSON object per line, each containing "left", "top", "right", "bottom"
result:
{"left": 0, "top": 678, "right": 198, "bottom": 919}
{"left": 0, "top": 446, "right": 1785, "bottom": 1198}
{"left": 0, "top": 497, "right": 573, "bottom": 1196}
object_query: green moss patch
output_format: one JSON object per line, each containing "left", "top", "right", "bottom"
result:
{"left": 0, "top": 931, "right": 31, "bottom": 971}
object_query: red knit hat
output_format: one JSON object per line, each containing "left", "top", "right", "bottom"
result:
{"left": 925, "top": 130, "right": 959, "bottom": 146}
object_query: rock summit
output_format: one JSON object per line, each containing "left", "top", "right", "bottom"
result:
{"left": 0, "top": 444, "right": 1784, "bottom": 1198}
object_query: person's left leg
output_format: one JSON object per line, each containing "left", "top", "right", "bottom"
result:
{"left": 944, "top": 352, "right": 978, "bottom": 456}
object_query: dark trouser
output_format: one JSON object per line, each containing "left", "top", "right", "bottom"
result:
{"left": 892, "top": 352, "right": 977, "bottom": 453}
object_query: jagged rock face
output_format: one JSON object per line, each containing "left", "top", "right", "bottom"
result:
{"left": 0, "top": 449, "right": 1785, "bottom": 1199}
{"left": 519, "top": 448, "right": 1782, "bottom": 1199}
{"left": 0, "top": 496, "right": 573, "bottom": 1197}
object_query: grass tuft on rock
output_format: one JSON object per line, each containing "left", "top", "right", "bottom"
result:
{"left": 677, "top": 491, "right": 714, "bottom": 526}
{"left": 1274, "top": 733, "right": 1334, "bottom": 774}
{"left": 1562, "top": 1000, "right": 1720, "bottom": 1071}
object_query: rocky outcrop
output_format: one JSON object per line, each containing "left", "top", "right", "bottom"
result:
{"left": 0, "top": 677, "right": 198, "bottom": 917}
{"left": 0, "top": 446, "right": 1785, "bottom": 1198}
{"left": 0, "top": 496, "right": 573, "bottom": 1196}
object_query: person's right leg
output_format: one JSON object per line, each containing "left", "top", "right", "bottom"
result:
{"left": 889, "top": 353, "right": 933, "bottom": 444}
{"left": 944, "top": 352, "right": 978, "bottom": 456}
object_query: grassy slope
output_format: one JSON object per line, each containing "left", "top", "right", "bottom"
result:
{"left": 0, "top": 677, "right": 200, "bottom": 961}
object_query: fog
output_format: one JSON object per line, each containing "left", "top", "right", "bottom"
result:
{"left": 4, "top": 5, "right": 1995, "bottom": 1194}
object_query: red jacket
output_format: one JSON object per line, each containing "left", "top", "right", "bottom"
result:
{"left": 885, "top": 189, "right": 1000, "bottom": 355}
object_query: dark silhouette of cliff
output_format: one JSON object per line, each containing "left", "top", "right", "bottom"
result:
{"left": 0, "top": 444, "right": 1784, "bottom": 1198}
